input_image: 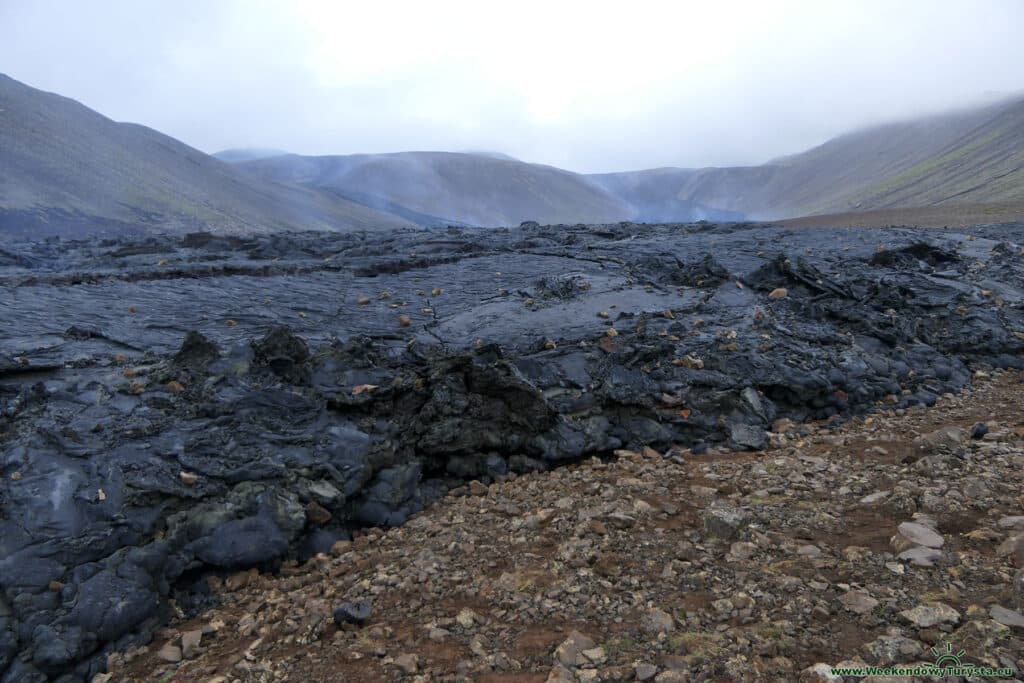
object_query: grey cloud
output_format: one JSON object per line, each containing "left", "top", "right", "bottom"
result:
{"left": 2, "top": 0, "right": 1023, "bottom": 173}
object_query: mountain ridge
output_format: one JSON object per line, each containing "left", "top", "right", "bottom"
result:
{"left": 231, "top": 151, "right": 744, "bottom": 227}
{"left": 222, "top": 92, "right": 1024, "bottom": 225}
{"left": 0, "top": 73, "right": 411, "bottom": 236}
{"left": 666, "top": 93, "right": 1024, "bottom": 219}
{"left": 4, "top": 71, "right": 1024, "bottom": 235}
{"left": 234, "top": 151, "right": 636, "bottom": 227}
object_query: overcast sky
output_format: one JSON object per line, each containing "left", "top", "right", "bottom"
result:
{"left": 2, "top": 0, "right": 1023, "bottom": 173}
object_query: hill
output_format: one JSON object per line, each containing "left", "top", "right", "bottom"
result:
{"left": 585, "top": 167, "right": 746, "bottom": 222}
{"left": 0, "top": 74, "right": 409, "bottom": 236}
{"left": 6, "top": 70, "right": 1024, "bottom": 234}
{"left": 778, "top": 203, "right": 1024, "bottom": 229}
{"left": 672, "top": 95, "right": 1024, "bottom": 219}
{"left": 234, "top": 151, "right": 637, "bottom": 227}
{"left": 211, "top": 148, "right": 290, "bottom": 163}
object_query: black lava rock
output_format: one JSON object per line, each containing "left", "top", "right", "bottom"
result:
{"left": 252, "top": 325, "right": 310, "bottom": 384}
{"left": 3, "top": 221, "right": 1024, "bottom": 679}
{"left": 333, "top": 600, "right": 372, "bottom": 627}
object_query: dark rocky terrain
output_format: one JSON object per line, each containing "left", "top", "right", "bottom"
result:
{"left": 2, "top": 220, "right": 1024, "bottom": 681}
{"left": 108, "top": 373, "right": 1024, "bottom": 683}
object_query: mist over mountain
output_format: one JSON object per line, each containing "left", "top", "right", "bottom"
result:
{"left": 3, "top": 72, "right": 1024, "bottom": 236}
{"left": 585, "top": 169, "right": 746, "bottom": 223}
{"left": 216, "top": 91, "right": 1024, "bottom": 227}
{"left": 232, "top": 152, "right": 638, "bottom": 227}
{"left": 667, "top": 93, "right": 1024, "bottom": 219}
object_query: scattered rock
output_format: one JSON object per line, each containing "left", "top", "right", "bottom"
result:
{"left": 635, "top": 662, "right": 659, "bottom": 681}
{"left": 913, "top": 425, "right": 966, "bottom": 453}
{"left": 640, "top": 608, "right": 675, "bottom": 635}
{"left": 996, "top": 534, "right": 1024, "bottom": 566}
{"left": 730, "top": 423, "right": 768, "bottom": 450}
{"left": 862, "top": 632, "right": 924, "bottom": 665}
{"left": 859, "top": 491, "right": 890, "bottom": 505}
{"left": 236, "top": 613, "right": 257, "bottom": 636}
{"left": 304, "top": 501, "right": 332, "bottom": 525}
{"left": 899, "top": 602, "right": 960, "bottom": 628}
{"left": 546, "top": 664, "right": 576, "bottom": 683}
{"left": 839, "top": 590, "right": 879, "bottom": 615}
{"left": 224, "top": 568, "right": 258, "bottom": 592}
{"left": 703, "top": 504, "right": 750, "bottom": 540}
{"left": 998, "top": 516, "right": 1024, "bottom": 531}
{"left": 727, "top": 541, "right": 757, "bottom": 561}
{"left": 393, "top": 652, "right": 419, "bottom": 674}
{"left": 605, "top": 512, "right": 637, "bottom": 529}
{"left": 456, "top": 608, "right": 479, "bottom": 629}
{"left": 896, "top": 546, "right": 943, "bottom": 567}
{"left": 156, "top": 644, "right": 181, "bottom": 663}
{"left": 891, "top": 521, "right": 944, "bottom": 552}
{"left": 989, "top": 605, "right": 1024, "bottom": 629}
{"left": 333, "top": 600, "right": 372, "bottom": 627}
{"left": 180, "top": 630, "right": 202, "bottom": 659}
{"left": 800, "top": 663, "right": 841, "bottom": 681}
{"left": 554, "top": 631, "right": 596, "bottom": 668}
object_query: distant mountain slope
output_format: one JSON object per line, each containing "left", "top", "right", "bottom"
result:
{"left": 212, "top": 148, "right": 290, "bottom": 163}
{"left": 585, "top": 168, "right": 746, "bottom": 222}
{"left": 235, "top": 152, "right": 637, "bottom": 227}
{"left": 8, "top": 71, "right": 1023, "bottom": 235}
{"left": 673, "top": 95, "right": 1024, "bottom": 219}
{"left": 0, "top": 74, "right": 409, "bottom": 236}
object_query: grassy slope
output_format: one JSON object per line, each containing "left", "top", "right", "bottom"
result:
{"left": 675, "top": 96, "right": 1024, "bottom": 219}
{"left": 777, "top": 203, "right": 1024, "bottom": 229}
{"left": 0, "top": 74, "right": 408, "bottom": 235}
{"left": 238, "top": 152, "right": 635, "bottom": 227}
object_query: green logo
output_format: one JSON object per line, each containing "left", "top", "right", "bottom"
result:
{"left": 930, "top": 641, "right": 970, "bottom": 669}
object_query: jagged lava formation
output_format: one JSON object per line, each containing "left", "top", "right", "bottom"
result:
{"left": 1, "top": 221, "right": 1024, "bottom": 680}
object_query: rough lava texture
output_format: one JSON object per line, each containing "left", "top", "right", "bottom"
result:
{"left": 109, "top": 373, "right": 1024, "bottom": 682}
{"left": 0, "top": 221, "right": 1023, "bottom": 680}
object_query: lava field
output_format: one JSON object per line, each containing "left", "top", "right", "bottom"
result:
{"left": 1, "top": 221, "right": 1024, "bottom": 681}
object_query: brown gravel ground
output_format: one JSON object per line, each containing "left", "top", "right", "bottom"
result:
{"left": 103, "top": 371, "right": 1024, "bottom": 683}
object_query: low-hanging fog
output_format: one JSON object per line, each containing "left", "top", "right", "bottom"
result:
{"left": 2, "top": 0, "right": 1023, "bottom": 173}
